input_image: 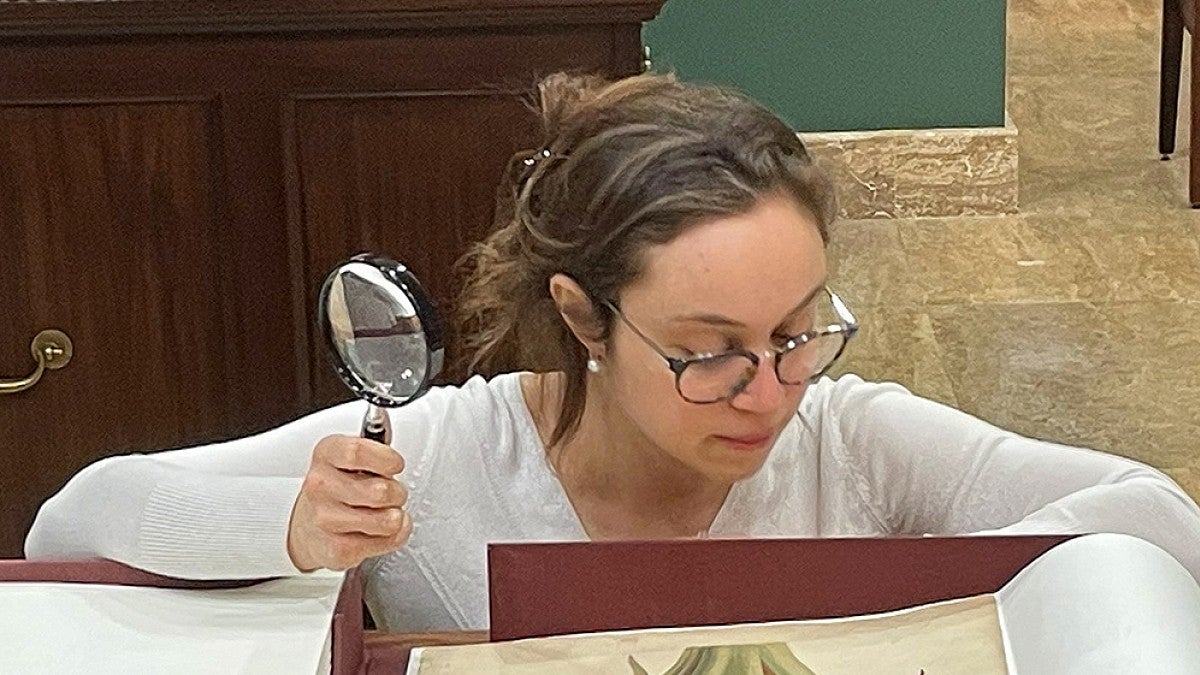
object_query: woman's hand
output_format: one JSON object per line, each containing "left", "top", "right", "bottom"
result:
{"left": 287, "top": 434, "right": 411, "bottom": 572}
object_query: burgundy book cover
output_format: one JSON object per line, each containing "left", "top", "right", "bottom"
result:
{"left": 488, "top": 535, "right": 1075, "bottom": 641}
{"left": 0, "top": 559, "right": 364, "bottom": 674}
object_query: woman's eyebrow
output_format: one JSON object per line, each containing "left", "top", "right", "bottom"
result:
{"left": 669, "top": 281, "right": 827, "bottom": 328}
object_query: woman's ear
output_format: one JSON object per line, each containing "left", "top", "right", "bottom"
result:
{"left": 548, "top": 273, "right": 605, "bottom": 358}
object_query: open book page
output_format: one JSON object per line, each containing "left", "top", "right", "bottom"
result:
{"left": 409, "top": 593, "right": 1007, "bottom": 674}
{"left": 997, "top": 533, "right": 1200, "bottom": 675}
{"left": 411, "top": 534, "right": 1200, "bottom": 674}
{"left": 0, "top": 571, "right": 345, "bottom": 674}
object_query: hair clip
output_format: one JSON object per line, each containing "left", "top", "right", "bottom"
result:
{"left": 522, "top": 148, "right": 552, "bottom": 167}
{"left": 516, "top": 148, "right": 553, "bottom": 195}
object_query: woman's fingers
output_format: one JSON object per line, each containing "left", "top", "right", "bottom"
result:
{"left": 291, "top": 435, "right": 416, "bottom": 572}
{"left": 314, "top": 435, "right": 405, "bottom": 476}
{"left": 329, "top": 470, "right": 408, "bottom": 509}
{"left": 322, "top": 515, "right": 413, "bottom": 570}
{"left": 314, "top": 503, "right": 406, "bottom": 537}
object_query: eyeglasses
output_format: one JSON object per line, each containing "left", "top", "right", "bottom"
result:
{"left": 603, "top": 287, "right": 858, "bottom": 404}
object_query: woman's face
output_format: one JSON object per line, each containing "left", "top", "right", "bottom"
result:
{"left": 606, "top": 192, "right": 828, "bottom": 484}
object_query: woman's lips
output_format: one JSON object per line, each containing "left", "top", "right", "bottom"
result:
{"left": 714, "top": 432, "right": 774, "bottom": 452}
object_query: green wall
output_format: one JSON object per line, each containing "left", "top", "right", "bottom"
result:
{"left": 644, "top": 0, "right": 1007, "bottom": 132}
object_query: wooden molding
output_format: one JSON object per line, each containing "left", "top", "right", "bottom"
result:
{"left": 0, "top": 0, "right": 669, "bottom": 37}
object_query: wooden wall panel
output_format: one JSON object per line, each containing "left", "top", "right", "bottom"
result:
{"left": 0, "top": 28, "right": 625, "bottom": 98}
{"left": 292, "top": 92, "right": 539, "bottom": 407}
{"left": 0, "top": 100, "right": 269, "bottom": 555}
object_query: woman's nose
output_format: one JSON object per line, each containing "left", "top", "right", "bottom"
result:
{"left": 730, "top": 353, "right": 786, "bottom": 412}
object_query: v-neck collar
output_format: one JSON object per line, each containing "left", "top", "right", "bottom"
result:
{"left": 504, "top": 372, "right": 761, "bottom": 541}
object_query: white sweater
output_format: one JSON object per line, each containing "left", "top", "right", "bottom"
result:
{"left": 24, "top": 373, "right": 1200, "bottom": 631}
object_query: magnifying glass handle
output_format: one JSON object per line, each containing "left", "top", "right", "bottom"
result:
{"left": 361, "top": 404, "right": 391, "bottom": 444}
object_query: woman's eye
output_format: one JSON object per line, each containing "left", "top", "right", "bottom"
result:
{"left": 676, "top": 338, "right": 737, "bottom": 356}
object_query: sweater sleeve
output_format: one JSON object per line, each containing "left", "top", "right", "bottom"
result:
{"left": 820, "top": 375, "right": 1200, "bottom": 584}
{"left": 24, "top": 398, "right": 368, "bottom": 580}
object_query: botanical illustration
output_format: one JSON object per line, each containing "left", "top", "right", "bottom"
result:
{"left": 411, "top": 594, "right": 1000, "bottom": 673}
{"left": 628, "top": 642, "right": 818, "bottom": 675}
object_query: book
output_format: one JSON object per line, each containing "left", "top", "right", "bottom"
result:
{"left": 0, "top": 570, "right": 346, "bottom": 674}
{"left": 409, "top": 534, "right": 1200, "bottom": 674}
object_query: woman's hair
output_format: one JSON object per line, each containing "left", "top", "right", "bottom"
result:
{"left": 455, "top": 71, "right": 837, "bottom": 446}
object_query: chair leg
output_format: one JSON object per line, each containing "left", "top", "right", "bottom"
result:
{"left": 1191, "top": 51, "right": 1200, "bottom": 206}
{"left": 1160, "top": 0, "right": 1185, "bottom": 158}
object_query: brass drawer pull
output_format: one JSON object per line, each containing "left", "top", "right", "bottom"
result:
{"left": 0, "top": 329, "right": 73, "bottom": 395}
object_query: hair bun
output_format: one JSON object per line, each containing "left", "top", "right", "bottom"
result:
{"left": 535, "top": 72, "right": 612, "bottom": 139}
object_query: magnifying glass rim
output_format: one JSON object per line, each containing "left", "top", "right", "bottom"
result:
{"left": 318, "top": 253, "right": 445, "bottom": 408}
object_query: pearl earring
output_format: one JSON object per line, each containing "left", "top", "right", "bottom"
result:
{"left": 586, "top": 357, "right": 601, "bottom": 373}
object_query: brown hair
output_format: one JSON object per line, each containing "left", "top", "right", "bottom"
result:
{"left": 455, "top": 72, "right": 836, "bottom": 447}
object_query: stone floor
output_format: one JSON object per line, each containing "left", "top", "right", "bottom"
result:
{"left": 826, "top": 0, "right": 1200, "bottom": 499}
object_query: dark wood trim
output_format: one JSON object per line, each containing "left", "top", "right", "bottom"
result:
{"left": 1188, "top": 0, "right": 1200, "bottom": 206}
{"left": 0, "top": 0, "right": 668, "bottom": 38}
{"left": 281, "top": 96, "right": 316, "bottom": 410}
{"left": 289, "top": 88, "right": 531, "bottom": 102}
{"left": 364, "top": 630, "right": 489, "bottom": 649}
{"left": 611, "top": 23, "right": 646, "bottom": 76}
{"left": 0, "top": 95, "right": 215, "bottom": 107}
{"left": 203, "top": 94, "right": 253, "bottom": 422}
{"left": 1161, "top": 0, "right": 1185, "bottom": 157}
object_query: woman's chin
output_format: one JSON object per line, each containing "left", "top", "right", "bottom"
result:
{"left": 699, "top": 436, "right": 776, "bottom": 481}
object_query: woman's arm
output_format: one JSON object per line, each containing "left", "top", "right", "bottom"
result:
{"left": 821, "top": 375, "right": 1200, "bottom": 582}
{"left": 24, "top": 399, "right": 367, "bottom": 580}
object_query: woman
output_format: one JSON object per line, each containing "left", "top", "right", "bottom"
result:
{"left": 25, "top": 73, "right": 1200, "bottom": 632}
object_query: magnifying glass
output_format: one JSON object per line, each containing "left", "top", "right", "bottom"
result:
{"left": 317, "top": 254, "right": 444, "bottom": 443}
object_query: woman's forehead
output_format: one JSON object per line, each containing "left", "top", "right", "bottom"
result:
{"left": 624, "top": 194, "right": 827, "bottom": 324}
